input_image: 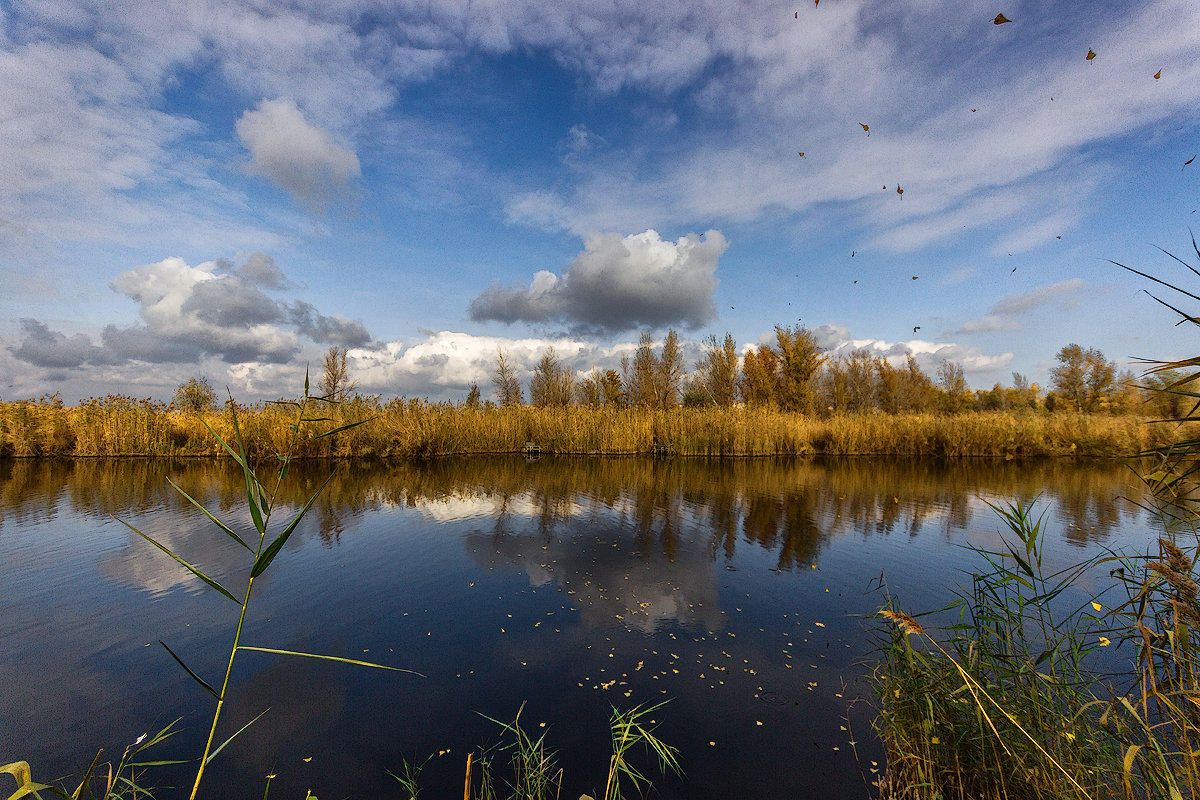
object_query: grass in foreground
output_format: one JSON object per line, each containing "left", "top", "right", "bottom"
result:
{"left": 873, "top": 498, "right": 1200, "bottom": 799}
{"left": 393, "top": 702, "right": 680, "bottom": 800}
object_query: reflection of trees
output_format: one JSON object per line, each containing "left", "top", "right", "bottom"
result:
{"left": 2, "top": 454, "right": 1157, "bottom": 564}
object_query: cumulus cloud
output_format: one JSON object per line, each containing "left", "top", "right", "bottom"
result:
{"left": 953, "top": 279, "right": 1088, "bottom": 334}
{"left": 469, "top": 229, "right": 728, "bottom": 335}
{"left": 9, "top": 253, "right": 371, "bottom": 369}
{"left": 235, "top": 98, "right": 361, "bottom": 210}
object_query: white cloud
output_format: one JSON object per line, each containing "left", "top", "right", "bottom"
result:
{"left": 236, "top": 98, "right": 361, "bottom": 210}
{"left": 952, "top": 279, "right": 1088, "bottom": 335}
{"left": 469, "top": 229, "right": 728, "bottom": 334}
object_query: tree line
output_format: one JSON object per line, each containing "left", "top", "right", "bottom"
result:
{"left": 165, "top": 336, "right": 1178, "bottom": 418}
{"left": 473, "top": 327, "right": 1172, "bottom": 416}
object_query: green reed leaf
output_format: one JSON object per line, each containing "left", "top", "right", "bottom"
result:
{"left": 68, "top": 749, "right": 102, "bottom": 800}
{"left": 205, "top": 708, "right": 271, "bottom": 766}
{"left": 250, "top": 473, "right": 334, "bottom": 578}
{"left": 237, "top": 646, "right": 425, "bottom": 675}
{"left": 113, "top": 516, "right": 240, "bottom": 604}
{"left": 312, "top": 418, "right": 372, "bottom": 440}
{"left": 166, "top": 476, "right": 250, "bottom": 551}
{"left": 160, "top": 641, "right": 220, "bottom": 699}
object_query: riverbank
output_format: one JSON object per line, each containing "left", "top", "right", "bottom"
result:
{"left": 0, "top": 395, "right": 1185, "bottom": 459}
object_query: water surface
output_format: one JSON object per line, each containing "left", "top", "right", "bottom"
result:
{"left": 0, "top": 456, "right": 1160, "bottom": 799}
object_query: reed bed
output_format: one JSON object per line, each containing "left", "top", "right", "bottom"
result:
{"left": 0, "top": 396, "right": 1185, "bottom": 459}
{"left": 873, "top": 499, "right": 1200, "bottom": 800}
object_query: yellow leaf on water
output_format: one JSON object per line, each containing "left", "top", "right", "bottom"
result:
{"left": 1099, "top": 636, "right": 1112, "bottom": 646}
{"left": 1092, "top": 601, "right": 1103, "bottom": 612}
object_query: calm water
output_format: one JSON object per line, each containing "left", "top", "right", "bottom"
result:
{"left": 0, "top": 456, "right": 1162, "bottom": 799}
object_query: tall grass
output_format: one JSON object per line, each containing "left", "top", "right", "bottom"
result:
{"left": 393, "top": 701, "right": 680, "bottom": 800}
{"left": 872, "top": 235, "right": 1200, "bottom": 799}
{"left": 0, "top": 397, "right": 1184, "bottom": 458}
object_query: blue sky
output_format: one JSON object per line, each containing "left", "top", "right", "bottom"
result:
{"left": 2, "top": 0, "right": 1198, "bottom": 403}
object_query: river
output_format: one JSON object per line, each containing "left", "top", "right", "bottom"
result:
{"left": 0, "top": 456, "right": 1162, "bottom": 799}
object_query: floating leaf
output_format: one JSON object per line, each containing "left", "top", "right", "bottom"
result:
{"left": 1091, "top": 601, "right": 1103, "bottom": 612}
{"left": 993, "top": 13, "right": 1010, "bottom": 24}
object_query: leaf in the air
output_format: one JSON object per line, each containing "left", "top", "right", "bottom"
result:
{"left": 993, "top": 13, "right": 1010, "bottom": 24}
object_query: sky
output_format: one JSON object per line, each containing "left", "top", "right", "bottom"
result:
{"left": 2, "top": 0, "right": 1199, "bottom": 404}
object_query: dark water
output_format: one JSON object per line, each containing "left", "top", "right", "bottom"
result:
{"left": 0, "top": 456, "right": 1161, "bottom": 799}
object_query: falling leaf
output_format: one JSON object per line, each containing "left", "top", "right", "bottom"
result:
{"left": 860, "top": 123, "right": 870, "bottom": 135}
{"left": 993, "top": 13, "right": 1011, "bottom": 24}
{"left": 1154, "top": 69, "right": 1162, "bottom": 79}
{"left": 1092, "top": 601, "right": 1103, "bottom": 612}
{"left": 911, "top": 276, "right": 918, "bottom": 280}
{"left": 896, "top": 185, "right": 903, "bottom": 197}
{"left": 971, "top": 108, "right": 977, "bottom": 112}
{"left": 798, "top": 152, "right": 805, "bottom": 157}
{"left": 913, "top": 326, "right": 920, "bottom": 332}
{"left": 303, "top": 757, "right": 313, "bottom": 763}
{"left": 1185, "top": 155, "right": 1197, "bottom": 168}
{"left": 1086, "top": 48, "right": 1096, "bottom": 61}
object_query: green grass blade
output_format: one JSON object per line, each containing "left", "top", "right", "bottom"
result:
{"left": 236, "top": 646, "right": 426, "bottom": 676}
{"left": 112, "top": 516, "right": 240, "bottom": 604}
{"left": 165, "top": 476, "right": 251, "bottom": 551}
{"left": 250, "top": 473, "right": 335, "bottom": 578}
{"left": 312, "top": 418, "right": 373, "bottom": 440}
{"left": 205, "top": 707, "right": 270, "bottom": 766}
{"left": 227, "top": 409, "right": 267, "bottom": 534}
{"left": 68, "top": 749, "right": 102, "bottom": 800}
{"left": 160, "top": 641, "right": 220, "bottom": 699}
{"left": 1, "top": 761, "right": 67, "bottom": 800}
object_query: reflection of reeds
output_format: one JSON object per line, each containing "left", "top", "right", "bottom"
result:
{"left": 1, "top": 397, "right": 1185, "bottom": 458}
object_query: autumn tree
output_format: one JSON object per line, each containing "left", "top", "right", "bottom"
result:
{"left": 937, "top": 360, "right": 971, "bottom": 413}
{"left": 738, "top": 344, "right": 779, "bottom": 407}
{"left": 1050, "top": 344, "right": 1115, "bottom": 412}
{"left": 530, "top": 347, "right": 574, "bottom": 407}
{"left": 695, "top": 333, "right": 739, "bottom": 407}
{"left": 319, "top": 345, "right": 358, "bottom": 402}
{"left": 773, "top": 325, "right": 824, "bottom": 412}
{"left": 464, "top": 382, "right": 481, "bottom": 409}
{"left": 654, "top": 329, "right": 684, "bottom": 409}
{"left": 173, "top": 376, "right": 218, "bottom": 412}
{"left": 492, "top": 347, "right": 524, "bottom": 406}
{"left": 621, "top": 332, "right": 654, "bottom": 408}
